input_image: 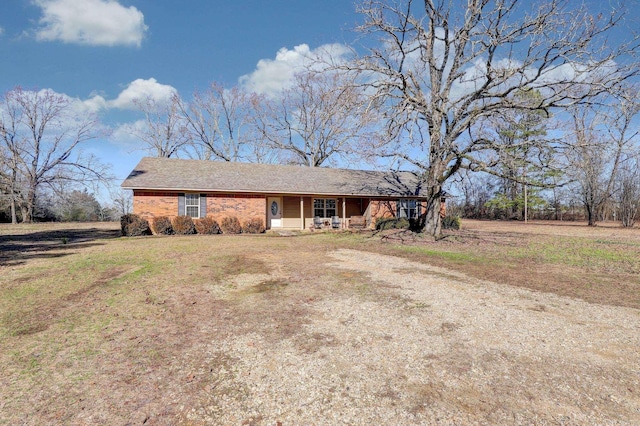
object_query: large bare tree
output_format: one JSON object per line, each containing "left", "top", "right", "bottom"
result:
{"left": 349, "top": 0, "right": 639, "bottom": 236}
{"left": 0, "top": 123, "right": 23, "bottom": 223}
{"left": 254, "top": 69, "right": 380, "bottom": 167}
{"left": 564, "top": 88, "right": 640, "bottom": 226}
{"left": 130, "top": 95, "right": 190, "bottom": 158}
{"left": 177, "top": 83, "right": 259, "bottom": 162}
{"left": 0, "top": 87, "right": 109, "bottom": 223}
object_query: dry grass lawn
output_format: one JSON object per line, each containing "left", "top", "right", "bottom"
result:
{"left": 0, "top": 220, "right": 639, "bottom": 424}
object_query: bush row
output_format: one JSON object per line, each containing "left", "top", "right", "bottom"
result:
{"left": 121, "top": 214, "right": 265, "bottom": 237}
{"left": 121, "top": 213, "right": 152, "bottom": 237}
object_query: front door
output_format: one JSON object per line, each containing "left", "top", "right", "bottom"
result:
{"left": 267, "top": 197, "right": 282, "bottom": 229}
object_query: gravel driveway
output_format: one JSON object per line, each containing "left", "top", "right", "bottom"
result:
{"left": 182, "top": 249, "right": 640, "bottom": 425}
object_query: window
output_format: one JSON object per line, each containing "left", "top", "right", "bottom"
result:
{"left": 397, "top": 199, "right": 421, "bottom": 219}
{"left": 185, "top": 193, "right": 200, "bottom": 218}
{"left": 313, "top": 198, "right": 337, "bottom": 218}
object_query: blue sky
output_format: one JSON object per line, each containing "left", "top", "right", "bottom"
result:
{"left": 1, "top": 0, "right": 639, "bottom": 201}
{"left": 0, "top": 0, "right": 361, "bottom": 188}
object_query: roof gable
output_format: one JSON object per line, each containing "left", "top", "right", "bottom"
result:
{"left": 121, "top": 157, "right": 427, "bottom": 198}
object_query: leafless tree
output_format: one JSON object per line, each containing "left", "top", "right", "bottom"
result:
{"left": 254, "top": 69, "right": 381, "bottom": 167}
{"left": 347, "top": 0, "right": 639, "bottom": 236}
{"left": 617, "top": 157, "right": 640, "bottom": 228}
{"left": 0, "top": 127, "right": 23, "bottom": 223}
{"left": 177, "top": 83, "right": 259, "bottom": 162}
{"left": 256, "top": 70, "right": 377, "bottom": 167}
{"left": 565, "top": 90, "right": 640, "bottom": 226}
{"left": 130, "top": 95, "right": 190, "bottom": 158}
{"left": 451, "top": 169, "right": 495, "bottom": 219}
{"left": 110, "top": 187, "right": 133, "bottom": 216}
{"left": 0, "top": 87, "right": 110, "bottom": 223}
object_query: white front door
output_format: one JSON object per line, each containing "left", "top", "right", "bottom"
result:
{"left": 267, "top": 197, "right": 282, "bottom": 228}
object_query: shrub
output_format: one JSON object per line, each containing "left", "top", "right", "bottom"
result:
{"left": 442, "top": 215, "right": 461, "bottom": 230}
{"left": 195, "top": 216, "right": 221, "bottom": 234}
{"left": 172, "top": 215, "right": 196, "bottom": 234}
{"left": 220, "top": 216, "right": 242, "bottom": 234}
{"left": 375, "top": 217, "right": 410, "bottom": 231}
{"left": 242, "top": 217, "right": 265, "bottom": 234}
{"left": 120, "top": 214, "right": 151, "bottom": 237}
{"left": 152, "top": 216, "right": 173, "bottom": 235}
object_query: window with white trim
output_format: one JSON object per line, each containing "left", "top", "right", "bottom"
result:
{"left": 185, "top": 193, "right": 200, "bottom": 218}
{"left": 397, "top": 199, "right": 421, "bottom": 219}
{"left": 313, "top": 198, "right": 337, "bottom": 218}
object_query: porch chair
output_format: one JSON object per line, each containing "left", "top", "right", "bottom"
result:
{"left": 313, "top": 216, "right": 323, "bottom": 229}
{"left": 331, "top": 216, "right": 341, "bottom": 229}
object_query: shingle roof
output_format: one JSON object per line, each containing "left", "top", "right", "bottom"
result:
{"left": 121, "top": 157, "right": 427, "bottom": 198}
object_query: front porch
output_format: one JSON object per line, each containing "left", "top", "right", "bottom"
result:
{"left": 267, "top": 196, "right": 395, "bottom": 230}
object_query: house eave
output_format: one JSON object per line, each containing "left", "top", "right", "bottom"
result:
{"left": 122, "top": 185, "right": 427, "bottom": 199}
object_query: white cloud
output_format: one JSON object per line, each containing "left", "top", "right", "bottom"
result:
{"left": 83, "top": 95, "right": 108, "bottom": 113}
{"left": 33, "top": 0, "right": 147, "bottom": 47}
{"left": 7, "top": 79, "right": 178, "bottom": 116}
{"left": 239, "top": 43, "right": 351, "bottom": 96}
{"left": 111, "top": 119, "right": 146, "bottom": 146}
{"left": 0, "top": 27, "right": 4, "bottom": 36}
{"left": 108, "top": 78, "right": 177, "bottom": 110}
{"left": 40, "top": 78, "right": 178, "bottom": 113}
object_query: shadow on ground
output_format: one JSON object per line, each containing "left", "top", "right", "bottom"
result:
{"left": 0, "top": 227, "right": 121, "bottom": 267}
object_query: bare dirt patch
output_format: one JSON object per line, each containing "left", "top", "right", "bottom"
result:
{"left": 368, "top": 219, "right": 640, "bottom": 309}
{"left": 1, "top": 223, "right": 639, "bottom": 424}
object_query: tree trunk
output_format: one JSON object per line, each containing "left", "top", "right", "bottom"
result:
{"left": 23, "top": 186, "right": 36, "bottom": 223}
{"left": 10, "top": 197, "right": 17, "bottom": 224}
{"left": 20, "top": 204, "right": 28, "bottom": 224}
{"left": 9, "top": 167, "right": 18, "bottom": 224}
{"left": 586, "top": 204, "right": 596, "bottom": 226}
{"left": 415, "top": 192, "right": 442, "bottom": 237}
{"left": 422, "top": 199, "right": 442, "bottom": 237}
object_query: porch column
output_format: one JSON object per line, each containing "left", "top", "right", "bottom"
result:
{"left": 342, "top": 197, "right": 346, "bottom": 229}
{"left": 300, "top": 197, "right": 304, "bottom": 230}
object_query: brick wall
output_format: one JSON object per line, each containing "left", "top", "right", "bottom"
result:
{"left": 369, "top": 200, "right": 396, "bottom": 226}
{"left": 133, "top": 191, "right": 179, "bottom": 220}
{"left": 132, "top": 191, "right": 266, "bottom": 225}
{"left": 206, "top": 194, "right": 266, "bottom": 224}
{"left": 133, "top": 190, "right": 438, "bottom": 229}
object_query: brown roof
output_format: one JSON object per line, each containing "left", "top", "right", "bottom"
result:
{"left": 121, "top": 157, "right": 427, "bottom": 198}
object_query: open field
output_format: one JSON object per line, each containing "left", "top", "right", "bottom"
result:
{"left": 1, "top": 220, "right": 639, "bottom": 424}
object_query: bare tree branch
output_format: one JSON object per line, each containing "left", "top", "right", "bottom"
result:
{"left": 253, "top": 69, "right": 382, "bottom": 167}
{"left": 130, "top": 94, "right": 190, "bottom": 158}
{"left": 0, "top": 87, "right": 111, "bottom": 223}
{"left": 177, "top": 83, "right": 258, "bottom": 162}
{"left": 345, "top": 0, "right": 640, "bottom": 235}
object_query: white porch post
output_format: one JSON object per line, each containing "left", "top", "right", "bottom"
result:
{"left": 342, "top": 197, "right": 346, "bottom": 229}
{"left": 300, "top": 197, "right": 304, "bottom": 230}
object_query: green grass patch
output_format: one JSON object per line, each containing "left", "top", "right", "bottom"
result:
{"left": 594, "top": 238, "right": 640, "bottom": 247}
{"left": 511, "top": 237, "right": 640, "bottom": 272}
{"left": 393, "top": 244, "right": 482, "bottom": 263}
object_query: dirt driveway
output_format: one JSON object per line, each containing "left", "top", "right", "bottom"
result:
{"left": 2, "top": 225, "right": 639, "bottom": 425}
{"left": 179, "top": 248, "right": 640, "bottom": 424}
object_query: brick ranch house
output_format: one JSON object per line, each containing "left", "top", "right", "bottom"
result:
{"left": 121, "top": 157, "right": 437, "bottom": 230}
